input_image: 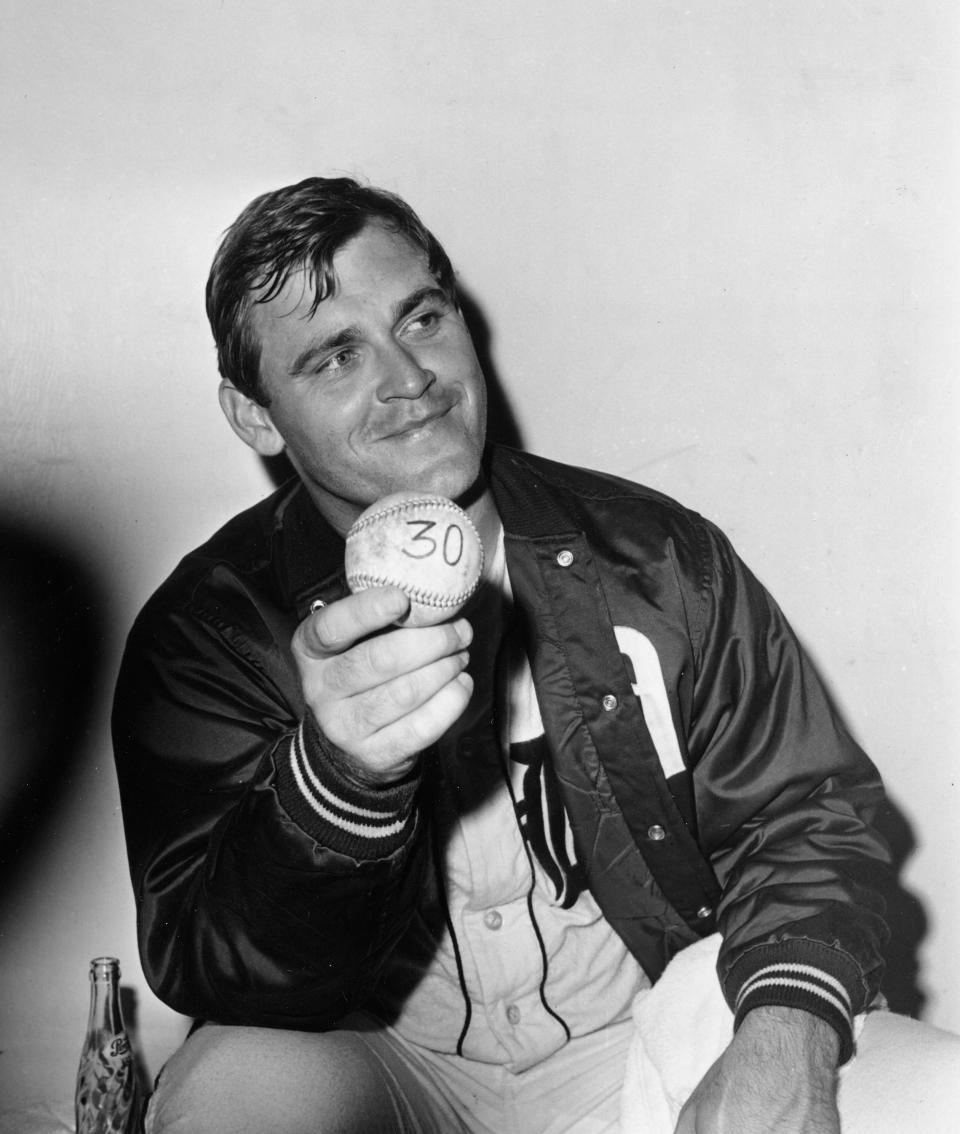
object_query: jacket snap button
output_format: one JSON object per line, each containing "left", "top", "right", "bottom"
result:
{"left": 602, "top": 694, "right": 618, "bottom": 712}
{"left": 697, "top": 906, "right": 713, "bottom": 920}
{"left": 647, "top": 824, "right": 666, "bottom": 841}
{"left": 556, "top": 549, "right": 574, "bottom": 567}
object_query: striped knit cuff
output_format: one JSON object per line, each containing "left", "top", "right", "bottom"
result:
{"left": 275, "top": 717, "right": 420, "bottom": 859}
{"left": 725, "top": 939, "right": 863, "bottom": 1064}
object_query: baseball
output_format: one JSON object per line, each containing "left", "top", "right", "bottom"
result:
{"left": 344, "top": 491, "right": 485, "bottom": 626}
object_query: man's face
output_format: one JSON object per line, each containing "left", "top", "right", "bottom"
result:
{"left": 240, "top": 222, "right": 488, "bottom": 533}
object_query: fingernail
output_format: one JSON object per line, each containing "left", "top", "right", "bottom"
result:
{"left": 455, "top": 619, "right": 473, "bottom": 647}
{"left": 382, "top": 587, "right": 411, "bottom": 618}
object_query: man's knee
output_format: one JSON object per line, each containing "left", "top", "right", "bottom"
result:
{"left": 838, "top": 1011, "right": 960, "bottom": 1134}
{"left": 144, "top": 1021, "right": 413, "bottom": 1134}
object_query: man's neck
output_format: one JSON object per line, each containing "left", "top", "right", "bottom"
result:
{"left": 461, "top": 484, "right": 502, "bottom": 575}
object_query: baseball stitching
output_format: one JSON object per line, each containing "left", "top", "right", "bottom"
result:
{"left": 345, "top": 571, "right": 476, "bottom": 608}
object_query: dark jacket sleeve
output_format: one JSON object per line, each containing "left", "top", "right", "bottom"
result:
{"left": 686, "top": 519, "right": 891, "bottom": 1060}
{"left": 112, "top": 596, "right": 427, "bottom": 1027}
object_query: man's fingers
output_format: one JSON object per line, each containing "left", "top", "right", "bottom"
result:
{"left": 295, "top": 586, "right": 411, "bottom": 657}
{"left": 343, "top": 651, "right": 471, "bottom": 735}
{"left": 314, "top": 619, "right": 473, "bottom": 699}
{"left": 355, "top": 671, "right": 475, "bottom": 763}
{"left": 292, "top": 588, "right": 476, "bottom": 778}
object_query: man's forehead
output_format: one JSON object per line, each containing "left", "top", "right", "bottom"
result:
{"left": 250, "top": 265, "right": 320, "bottom": 321}
{"left": 251, "top": 225, "right": 434, "bottom": 322}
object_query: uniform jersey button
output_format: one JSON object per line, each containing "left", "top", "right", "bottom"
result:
{"left": 647, "top": 824, "right": 666, "bottom": 841}
{"left": 506, "top": 1004, "right": 521, "bottom": 1025}
{"left": 483, "top": 910, "right": 503, "bottom": 930}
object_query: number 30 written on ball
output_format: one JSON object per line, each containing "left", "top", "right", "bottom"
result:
{"left": 403, "top": 520, "right": 464, "bottom": 566}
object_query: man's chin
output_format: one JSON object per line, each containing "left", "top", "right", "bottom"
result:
{"left": 382, "top": 449, "right": 484, "bottom": 504}
{"left": 399, "top": 470, "right": 479, "bottom": 504}
{"left": 304, "top": 452, "right": 486, "bottom": 537}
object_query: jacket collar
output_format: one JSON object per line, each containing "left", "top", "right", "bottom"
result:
{"left": 273, "top": 444, "right": 580, "bottom": 619}
{"left": 484, "top": 445, "right": 579, "bottom": 539}
{"left": 274, "top": 482, "right": 348, "bottom": 620}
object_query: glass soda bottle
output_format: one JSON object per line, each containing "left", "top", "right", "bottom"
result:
{"left": 75, "top": 956, "right": 141, "bottom": 1134}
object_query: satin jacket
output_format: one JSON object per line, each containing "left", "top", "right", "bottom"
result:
{"left": 112, "top": 445, "right": 890, "bottom": 1061}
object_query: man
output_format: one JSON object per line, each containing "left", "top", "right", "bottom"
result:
{"left": 113, "top": 177, "right": 894, "bottom": 1133}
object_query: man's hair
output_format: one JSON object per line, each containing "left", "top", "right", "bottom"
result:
{"left": 206, "top": 176, "right": 457, "bottom": 405}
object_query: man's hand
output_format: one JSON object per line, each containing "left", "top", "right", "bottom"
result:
{"left": 291, "top": 585, "right": 473, "bottom": 786}
{"left": 674, "top": 1006, "right": 841, "bottom": 1134}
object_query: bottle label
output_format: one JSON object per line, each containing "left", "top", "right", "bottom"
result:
{"left": 76, "top": 1034, "right": 138, "bottom": 1133}
{"left": 105, "top": 1035, "right": 131, "bottom": 1062}
{"left": 83, "top": 1033, "right": 132, "bottom": 1080}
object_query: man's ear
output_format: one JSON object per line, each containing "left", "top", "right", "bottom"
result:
{"left": 218, "top": 381, "right": 285, "bottom": 456}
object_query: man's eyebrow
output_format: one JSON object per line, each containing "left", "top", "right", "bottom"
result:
{"left": 289, "top": 326, "right": 361, "bottom": 377}
{"left": 287, "top": 287, "right": 451, "bottom": 377}
{"left": 392, "top": 286, "right": 452, "bottom": 324}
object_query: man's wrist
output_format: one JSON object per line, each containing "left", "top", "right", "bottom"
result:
{"left": 724, "top": 938, "right": 863, "bottom": 1063}
{"left": 275, "top": 717, "right": 421, "bottom": 858}
{"left": 737, "top": 1004, "right": 841, "bottom": 1075}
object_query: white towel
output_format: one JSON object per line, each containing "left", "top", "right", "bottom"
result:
{"left": 620, "top": 934, "right": 731, "bottom": 1133}
{"left": 619, "top": 933, "right": 960, "bottom": 1134}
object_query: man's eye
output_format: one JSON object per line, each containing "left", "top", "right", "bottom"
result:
{"left": 407, "top": 309, "right": 442, "bottom": 334}
{"left": 319, "top": 349, "right": 356, "bottom": 374}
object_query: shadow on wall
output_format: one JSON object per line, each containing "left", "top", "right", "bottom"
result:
{"left": 872, "top": 796, "right": 928, "bottom": 1018}
{"left": 460, "top": 287, "right": 524, "bottom": 452}
{"left": 119, "top": 984, "right": 154, "bottom": 1098}
{"left": 0, "top": 513, "right": 110, "bottom": 905}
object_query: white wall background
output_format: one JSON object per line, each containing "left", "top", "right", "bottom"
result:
{"left": 1, "top": 0, "right": 957, "bottom": 1110}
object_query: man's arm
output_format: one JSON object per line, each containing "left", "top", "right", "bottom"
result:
{"left": 675, "top": 1006, "right": 841, "bottom": 1134}
{"left": 685, "top": 520, "right": 890, "bottom": 1059}
{"left": 112, "top": 584, "right": 470, "bottom": 1026}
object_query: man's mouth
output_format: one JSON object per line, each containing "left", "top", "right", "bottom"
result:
{"left": 383, "top": 405, "right": 451, "bottom": 440}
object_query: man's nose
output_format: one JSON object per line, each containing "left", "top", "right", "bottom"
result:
{"left": 376, "top": 343, "right": 436, "bottom": 400}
